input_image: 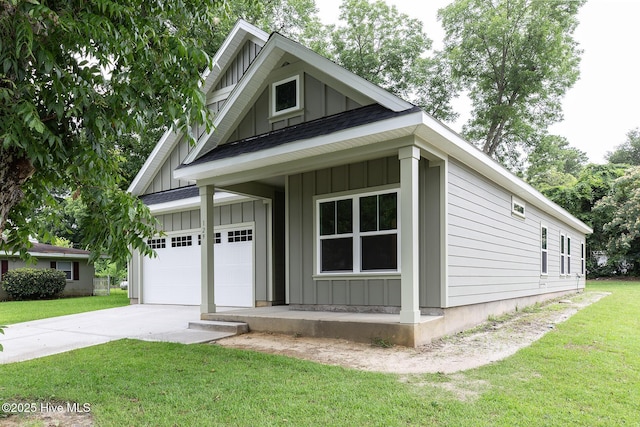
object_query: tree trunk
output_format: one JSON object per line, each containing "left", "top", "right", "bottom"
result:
{"left": 0, "top": 148, "right": 35, "bottom": 235}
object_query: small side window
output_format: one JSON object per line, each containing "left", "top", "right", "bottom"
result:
{"left": 512, "top": 197, "right": 526, "bottom": 218}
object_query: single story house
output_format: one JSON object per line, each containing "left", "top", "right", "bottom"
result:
{"left": 126, "top": 20, "right": 592, "bottom": 346}
{"left": 1, "top": 242, "right": 95, "bottom": 300}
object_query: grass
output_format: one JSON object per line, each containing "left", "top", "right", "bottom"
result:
{"left": 0, "top": 288, "right": 129, "bottom": 325}
{"left": 0, "top": 281, "right": 639, "bottom": 426}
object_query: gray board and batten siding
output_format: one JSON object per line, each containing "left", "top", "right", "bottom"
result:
{"left": 447, "top": 159, "right": 586, "bottom": 307}
{"left": 287, "top": 155, "right": 444, "bottom": 312}
{"left": 142, "top": 39, "right": 263, "bottom": 197}
{"left": 228, "top": 72, "right": 363, "bottom": 143}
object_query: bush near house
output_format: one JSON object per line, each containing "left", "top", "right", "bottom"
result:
{"left": 1, "top": 268, "right": 66, "bottom": 301}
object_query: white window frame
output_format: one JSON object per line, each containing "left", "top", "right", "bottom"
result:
{"left": 560, "top": 233, "right": 566, "bottom": 276}
{"left": 270, "top": 74, "right": 301, "bottom": 118}
{"left": 567, "top": 236, "right": 572, "bottom": 275}
{"left": 580, "top": 242, "right": 585, "bottom": 275}
{"left": 56, "top": 261, "right": 73, "bottom": 280}
{"left": 541, "top": 224, "right": 548, "bottom": 276}
{"left": 511, "top": 196, "right": 526, "bottom": 218}
{"left": 316, "top": 188, "right": 400, "bottom": 275}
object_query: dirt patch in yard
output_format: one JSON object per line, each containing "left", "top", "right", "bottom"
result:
{"left": 218, "top": 291, "right": 608, "bottom": 374}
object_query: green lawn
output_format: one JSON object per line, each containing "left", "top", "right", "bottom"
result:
{"left": 0, "top": 288, "right": 129, "bottom": 325}
{"left": 1, "top": 281, "right": 639, "bottom": 426}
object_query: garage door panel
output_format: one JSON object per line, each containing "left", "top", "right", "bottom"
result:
{"left": 142, "top": 227, "right": 254, "bottom": 307}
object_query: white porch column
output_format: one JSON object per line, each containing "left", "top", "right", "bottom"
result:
{"left": 200, "top": 185, "right": 216, "bottom": 314}
{"left": 399, "top": 146, "right": 421, "bottom": 324}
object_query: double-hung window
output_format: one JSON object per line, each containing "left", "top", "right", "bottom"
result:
{"left": 580, "top": 242, "right": 585, "bottom": 275}
{"left": 318, "top": 190, "right": 399, "bottom": 274}
{"left": 541, "top": 225, "right": 548, "bottom": 275}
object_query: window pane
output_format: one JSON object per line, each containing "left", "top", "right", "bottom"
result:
{"left": 361, "top": 234, "right": 397, "bottom": 271}
{"left": 321, "top": 238, "right": 353, "bottom": 272}
{"left": 336, "top": 199, "right": 353, "bottom": 234}
{"left": 561, "top": 255, "right": 565, "bottom": 274}
{"left": 541, "top": 227, "right": 547, "bottom": 249}
{"left": 379, "top": 193, "right": 397, "bottom": 230}
{"left": 275, "top": 79, "right": 297, "bottom": 112}
{"left": 567, "top": 238, "right": 571, "bottom": 255}
{"left": 360, "top": 195, "right": 377, "bottom": 232}
{"left": 320, "top": 201, "right": 335, "bottom": 236}
{"left": 542, "top": 252, "right": 548, "bottom": 274}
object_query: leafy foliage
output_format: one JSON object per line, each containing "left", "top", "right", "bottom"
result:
{"left": 0, "top": 0, "right": 225, "bottom": 264}
{"left": 1, "top": 268, "right": 66, "bottom": 301}
{"left": 308, "top": 0, "right": 457, "bottom": 122}
{"left": 606, "top": 128, "right": 640, "bottom": 166}
{"left": 542, "top": 163, "right": 628, "bottom": 261}
{"left": 593, "top": 167, "right": 640, "bottom": 275}
{"left": 526, "top": 135, "right": 588, "bottom": 192}
{"left": 439, "top": 0, "right": 585, "bottom": 169}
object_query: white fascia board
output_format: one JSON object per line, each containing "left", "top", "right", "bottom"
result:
{"left": 415, "top": 113, "right": 593, "bottom": 235}
{"left": 147, "top": 192, "right": 251, "bottom": 215}
{"left": 184, "top": 40, "right": 283, "bottom": 164}
{"left": 128, "top": 128, "right": 178, "bottom": 195}
{"left": 129, "top": 21, "right": 268, "bottom": 196}
{"left": 148, "top": 197, "right": 201, "bottom": 215}
{"left": 273, "top": 35, "right": 413, "bottom": 113}
{"left": 185, "top": 32, "right": 414, "bottom": 164}
{"left": 175, "top": 111, "right": 424, "bottom": 182}
{"left": 0, "top": 251, "right": 91, "bottom": 260}
{"left": 202, "top": 20, "right": 268, "bottom": 94}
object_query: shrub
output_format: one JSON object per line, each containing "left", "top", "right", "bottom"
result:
{"left": 1, "top": 268, "right": 67, "bottom": 301}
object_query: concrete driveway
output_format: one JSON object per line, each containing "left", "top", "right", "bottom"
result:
{"left": 0, "top": 304, "right": 229, "bottom": 364}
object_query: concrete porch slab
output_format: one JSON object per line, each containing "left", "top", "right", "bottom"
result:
{"left": 201, "top": 306, "right": 444, "bottom": 347}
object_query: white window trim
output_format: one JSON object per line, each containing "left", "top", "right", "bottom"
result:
{"left": 315, "top": 188, "right": 400, "bottom": 276}
{"left": 512, "top": 196, "right": 526, "bottom": 218}
{"left": 580, "top": 241, "right": 585, "bottom": 275}
{"left": 56, "top": 261, "right": 73, "bottom": 281}
{"left": 541, "top": 224, "right": 548, "bottom": 276}
{"left": 567, "top": 235, "right": 572, "bottom": 275}
{"left": 270, "top": 74, "right": 302, "bottom": 118}
{"left": 560, "top": 232, "right": 566, "bottom": 277}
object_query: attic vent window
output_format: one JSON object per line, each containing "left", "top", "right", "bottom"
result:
{"left": 512, "top": 197, "right": 526, "bottom": 218}
{"left": 271, "top": 75, "right": 301, "bottom": 117}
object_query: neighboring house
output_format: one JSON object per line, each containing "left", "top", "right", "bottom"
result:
{"left": 127, "top": 20, "right": 592, "bottom": 345}
{"left": 0, "top": 242, "right": 95, "bottom": 300}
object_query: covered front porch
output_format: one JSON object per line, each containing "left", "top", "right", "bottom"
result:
{"left": 201, "top": 305, "right": 444, "bottom": 347}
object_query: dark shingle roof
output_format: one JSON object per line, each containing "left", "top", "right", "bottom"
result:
{"left": 28, "top": 242, "right": 91, "bottom": 255}
{"left": 183, "top": 103, "right": 421, "bottom": 167}
{"left": 139, "top": 186, "right": 200, "bottom": 206}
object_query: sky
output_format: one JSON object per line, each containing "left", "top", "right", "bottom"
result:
{"left": 316, "top": 0, "right": 640, "bottom": 164}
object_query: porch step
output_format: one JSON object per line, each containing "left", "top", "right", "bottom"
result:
{"left": 188, "top": 320, "right": 249, "bottom": 335}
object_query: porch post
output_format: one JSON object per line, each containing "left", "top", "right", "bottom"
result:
{"left": 399, "top": 146, "right": 421, "bottom": 324}
{"left": 200, "top": 184, "right": 216, "bottom": 314}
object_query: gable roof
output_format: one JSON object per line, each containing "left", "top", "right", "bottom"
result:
{"left": 182, "top": 30, "right": 415, "bottom": 164}
{"left": 132, "top": 20, "right": 592, "bottom": 236}
{"left": 127, "top": 20, "right": 269, "bottom": 196}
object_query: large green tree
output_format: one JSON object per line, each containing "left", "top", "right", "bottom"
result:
{"left": 309, "top": 0, "right": 458, "bottom": 122}
{"left": 0, "top": 0, "right": 225, "bottom": 262}
{"left": 439, "top": 0, "right": 584, "bottom": 169}
{"left": 526, "top": 135, "right": 587, "bottom": 192}
{"left": 542, "top": 163, "right": 628, "bottom": 259}
{"left": 606, "top": 128, "right": 640, "bottom": 166}
{"left": 593, "top": 167, "right": 640, "bottom": 275}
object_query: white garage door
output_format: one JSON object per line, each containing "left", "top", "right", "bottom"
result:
{"left": 141, "top": 226, "right": 254, "bottom": 307}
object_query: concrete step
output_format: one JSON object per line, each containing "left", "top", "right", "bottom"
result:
{"left": 188, "top": 320, "right": 249, "bottom": 335}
